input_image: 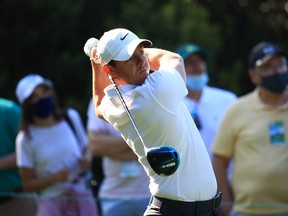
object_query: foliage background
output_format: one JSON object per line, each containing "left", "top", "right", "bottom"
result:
{"left": 1, "top": 0, "right": 288, "bottom": 122}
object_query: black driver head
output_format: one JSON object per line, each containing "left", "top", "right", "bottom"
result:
{"left": 146, "top": 146, "right": 180, "bottom": 176}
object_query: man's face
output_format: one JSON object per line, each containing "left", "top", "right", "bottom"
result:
{"left": 250, "top": 55, "right": 288, "bottom": 86}
{"left": 30, "top": 85, "right": 53, "bottom": 103}
{"left": 112, "top": 44, "right": 150, "bottom": 85}
{"left": 184, "top": 54, "right": 207, "bottom": 75}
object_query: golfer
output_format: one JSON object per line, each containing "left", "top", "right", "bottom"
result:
{"left": 84, "top": 28, "right": 221, "bottom": 216}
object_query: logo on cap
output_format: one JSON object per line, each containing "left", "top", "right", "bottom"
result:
{"left": 263, "top": 46, "right": 275, "bottom": 55}
{"left": 120, "top": 33, "right": 129, "bottom": 41}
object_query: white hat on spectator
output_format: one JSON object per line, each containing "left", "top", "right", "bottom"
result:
{"left": 16, "top": 74, "right": 52, "bottom": 104}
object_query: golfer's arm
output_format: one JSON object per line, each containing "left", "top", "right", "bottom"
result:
{"left": 90, "top": 59, "right": 110, "bottom": 120}
{"left": 145, "top": 48, "right": 186, "bottom": 82}
{"left": 212, "top": 154, "right": 233, "bottom": 216}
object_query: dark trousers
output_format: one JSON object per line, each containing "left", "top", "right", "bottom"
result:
{"left": 144, "top": 193, "right": 221, "bottom": 216}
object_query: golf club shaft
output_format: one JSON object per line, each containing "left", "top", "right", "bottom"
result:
{"left": 107, "top": 75, "right": 147, "bottom": 150}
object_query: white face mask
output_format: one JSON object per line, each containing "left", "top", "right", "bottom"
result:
{"left": 186, "top": 73, "right": 209, "bottom": 91}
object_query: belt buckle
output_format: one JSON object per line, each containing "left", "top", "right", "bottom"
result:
{"left": 213, "top": 192, "right": 222, "bottom": 209}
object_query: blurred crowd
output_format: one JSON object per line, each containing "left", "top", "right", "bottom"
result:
{"left": 0, "top": 40, "right": 288, "bottom": 216}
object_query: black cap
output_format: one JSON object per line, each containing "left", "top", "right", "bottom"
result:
{"left": 248, "top": 41, "right": 285, "bottom": 69}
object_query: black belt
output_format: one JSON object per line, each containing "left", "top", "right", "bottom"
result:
{"left": 151, "top": 192, "right": 221, "bottom": 212}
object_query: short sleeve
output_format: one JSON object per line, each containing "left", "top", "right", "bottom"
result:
{"left": 16, "top": 132, "right": 34, "bottom": 168}
{"left": 146, "top": 69, "right": 188, "bottom": 113}
{"left": 6, "top": 103, "right": 22, "bottom": 141}
{"left": 211, "top": 105, "right": 237, "bottom": 158}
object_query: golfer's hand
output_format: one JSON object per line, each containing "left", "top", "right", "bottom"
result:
{"left": 84, "top": 37, "right": 100, "bottom": 64}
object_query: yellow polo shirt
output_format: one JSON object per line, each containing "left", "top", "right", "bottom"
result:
{"left": 212, "top": 89, "right": 288, "bottom": 214}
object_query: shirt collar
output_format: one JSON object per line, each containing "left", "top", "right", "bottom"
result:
{"left": 254, "top": 88, "right": 288, "bottom": 111}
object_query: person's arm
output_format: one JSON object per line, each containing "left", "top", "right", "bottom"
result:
{"left": 19, "top": 167, "right": 70, "bottom": 193}
{"left": 88, "top": 130, "right": 138, "bottom": 160}
{"left": 0, "top": 153, "right": 17, "bottom": 170}
{"left": 89, "top": 48, "right": 111, "bottom": 120}
{"left": 212, "top": 154, "right": 233, "bottom": 216}
{"left": 144, "top": 48, "right": 186, "bottom": 82}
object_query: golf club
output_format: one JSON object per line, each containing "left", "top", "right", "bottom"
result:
{"left": 106, "top": 73, "right": 180, "bottom": 177}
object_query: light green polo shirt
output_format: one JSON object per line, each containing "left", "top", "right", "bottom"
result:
{"left": 0, "top": 98, "right": 22, "bottom": 192}
{"left": 212, "top": 89, "right": 288, "bottom": 214}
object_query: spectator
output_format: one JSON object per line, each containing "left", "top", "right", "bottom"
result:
{"left": 15, "top": 74, "right": 99, "bottom": 216}
{"left": 175, "top": 43, "right": 237, "bottom": 159}
{"left": 87, "top": 98, "right": 150, "bottom": 216}
{"left": 212, "top": 41, "right": 288, "bottom": 216}
{"left": 0, "top": 97, "right": 36, "bottom": 216}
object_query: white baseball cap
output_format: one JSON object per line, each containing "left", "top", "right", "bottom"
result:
{"left": 97, "top": 28, "right": 152, "bottom": 66}
{"left": 16, "top": 74, "right": 52, "bottom": 104}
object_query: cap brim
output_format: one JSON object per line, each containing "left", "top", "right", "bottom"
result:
{"left": 176, "top": 45, "right": 207, "bottom": 61}
{"left": 113, "top": 39, "right": 152, "bottom": 61}
{"left": 183, "top": 51, "right": 207, "bottom": 61}
{"left": 255, "top": 51, "right": 286, "bottom": 67}
{"left": 21, "top": 80, "right": 52, "bottom": 103}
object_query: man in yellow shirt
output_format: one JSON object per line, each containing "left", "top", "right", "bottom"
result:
{"left": 212, "top": 41, "right": 288, "bottom": 216}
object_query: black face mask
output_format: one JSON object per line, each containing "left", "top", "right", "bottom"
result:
{"left": 261, "top": 73, "right": 288, "bottom": 94}
{"left": 30, "top": 96, "right": 54, "bottom": 118}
